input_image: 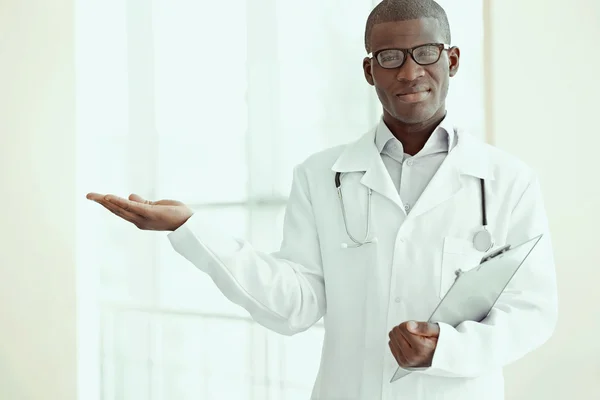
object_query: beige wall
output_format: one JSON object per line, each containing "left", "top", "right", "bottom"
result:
{"left": 0, "top": 1, "right": 77, "bottom": 400}
{"left": 487, "top": 0, "right": 600, "bottom": 399}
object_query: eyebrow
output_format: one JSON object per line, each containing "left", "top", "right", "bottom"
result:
{"left": 371, "top": 42, "right": 439, "bottom": 52}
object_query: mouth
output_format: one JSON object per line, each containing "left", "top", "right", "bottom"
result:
{"left": 395, "top": 89, "right": 431, "bottom": 104}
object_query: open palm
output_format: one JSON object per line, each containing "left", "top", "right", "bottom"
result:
{"left": 86, "top": 193, "right": 194, "bottom": 231}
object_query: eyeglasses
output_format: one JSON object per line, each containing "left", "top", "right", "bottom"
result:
{"left": 368, "top": 43, "right": 451, "bottom": 69}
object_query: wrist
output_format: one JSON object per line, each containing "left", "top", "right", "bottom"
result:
{"left": 171, "top": 209, "right": 194, "bottom": 231}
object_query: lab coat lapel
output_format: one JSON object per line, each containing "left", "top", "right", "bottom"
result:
{"left": 331, "top": 127, "right": 403, "bottom": 209}
{"left": 406, "top": 149, "right": 463, "bottom": 219}
{"left": 408, "top": 127, "right": 495, "bottom": 219}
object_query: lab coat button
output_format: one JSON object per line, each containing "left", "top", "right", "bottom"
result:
{"left": 395, "top": 297, "right": 401, "bottom": 303}
{"left": 407, "top": 159, "right": 414, "bottom": 166}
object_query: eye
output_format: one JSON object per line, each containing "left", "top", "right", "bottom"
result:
{"left": 379, "top": 50, "right": 402, "bottom": 62}
{"left": 376, "top": 50, "right": 405, "bottom": 68}
{"left": 413, "top": 45, "right": 442, "bottom": 64}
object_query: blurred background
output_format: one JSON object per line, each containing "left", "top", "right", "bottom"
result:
{"left": 1, "top": 0, "right": 598, "bottom": 399}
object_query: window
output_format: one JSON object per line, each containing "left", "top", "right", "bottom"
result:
{"left": 76, "top": 1, "right": 485, "bottom": 399}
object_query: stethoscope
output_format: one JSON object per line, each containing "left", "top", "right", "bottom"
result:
{"left": 334, "top": 172, "right": 494, "bottom": 252}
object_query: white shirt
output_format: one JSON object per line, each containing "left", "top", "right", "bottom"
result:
{"left": 375, "top": 115, "right": 457, "bottom": 214}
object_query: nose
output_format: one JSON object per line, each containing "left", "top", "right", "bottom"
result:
{"left": 395, "top": 56, "right": 425, "bottom": 82}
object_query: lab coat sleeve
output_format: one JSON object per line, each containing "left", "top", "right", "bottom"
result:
{"left": 166, "top": 164, "right": 326, "bottom": 336}
{"left": 421, "top": 172, "right": 558, "bottom": 378}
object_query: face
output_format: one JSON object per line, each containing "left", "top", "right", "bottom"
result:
{"left": 363, "top": 18, "right": 460, "bottom": 125}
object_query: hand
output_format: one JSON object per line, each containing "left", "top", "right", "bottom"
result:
{"left": 86, "top": 192, "right": 194, "bottom": 231}
{"left": 388, "top": 321, "right": 440, "bottom": 369}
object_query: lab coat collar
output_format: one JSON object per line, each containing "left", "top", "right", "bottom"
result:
{"left": 332, "top": 123, "right": 493, "bottom": 178}
{"left": 374, "top": 113, "right": 457, "bottom": 156}
{"left": 331, "top": 122, "right": 495, "bottom": 213}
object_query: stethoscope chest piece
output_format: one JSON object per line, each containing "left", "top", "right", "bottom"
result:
{"left": 473, "top": 228, "right": 493, "bottom": 252}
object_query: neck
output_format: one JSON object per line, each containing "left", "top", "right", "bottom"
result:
{"left": 383, "top": 109, "right": 447, "bottom": 156}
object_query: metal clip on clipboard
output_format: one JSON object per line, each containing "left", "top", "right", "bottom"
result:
{"left": 480, "top": 244, "right": 511, "bottom": 264}
{"left": 454, "top": 244, "right": 513, "bottom": 281}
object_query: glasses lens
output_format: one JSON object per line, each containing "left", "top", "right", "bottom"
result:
{"left": 376, "top": 49, "right": 405, "bottom": 69}
{"left": 413, "top": 45, "right": 442, "bottom": 65}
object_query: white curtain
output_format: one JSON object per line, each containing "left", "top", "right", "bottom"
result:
{"left": 76, "top": 1, "right": 485, "bottom": 399}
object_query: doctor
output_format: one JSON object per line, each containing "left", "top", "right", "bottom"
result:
{"left": 87, "top": 0, "right": 558, "bottom": 398}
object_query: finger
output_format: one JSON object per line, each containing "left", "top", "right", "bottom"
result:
{"left": 389, "top": 326, "right": 408, "bottom": 349}
{"left": 97, "top": 200, "right": 145, "bottom": 226}
{"left": 407, "top": 321, "right": 440, "bottom": 338}
{"left": 86, "top": 192, "right": 106, "bottom": 201}
{"left": 154, "top": 199, "right": 180, "bottom": 206}
{"left": 128, "top": 193, "right": 152, "bottom": 205}
{"left": 390, "top": 327, "right": 416, "bottom": 364}
{"left": 398, "top": 323, "right": 421, "bottom": 349}
{"left": 105, "top": 195, "right": 150, "bottom": 217}
{"left": 100, "top": 202, "right": 146, "bottom": 229}
{"left": 395, "top": 327, "right": 415, "bottom": 355}
{"left": 389, "top": 339, "right": 408, "bottom": 367}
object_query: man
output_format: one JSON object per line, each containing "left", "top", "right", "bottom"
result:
{"left": 88, "top": 1, "right": 558, "bottom": 399}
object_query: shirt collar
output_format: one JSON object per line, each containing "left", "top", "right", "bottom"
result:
{"left": 374, "top": 112, "right": 457, "bottom": 158}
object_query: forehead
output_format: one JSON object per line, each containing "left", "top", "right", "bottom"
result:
{"left": 370, "top": 18, "right": 445, "bottom": 51}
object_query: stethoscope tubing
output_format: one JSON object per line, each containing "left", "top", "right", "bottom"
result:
{"left": 335, "top": 171, "right": 491, "bottom": 250}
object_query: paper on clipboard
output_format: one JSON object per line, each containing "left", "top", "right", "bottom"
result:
{"left": 390, "top": 234, "right": 544, "bottom": 383}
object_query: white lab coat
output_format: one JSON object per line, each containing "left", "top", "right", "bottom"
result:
{"left": 168, "top": 125, "right": 558, "bottom": 400}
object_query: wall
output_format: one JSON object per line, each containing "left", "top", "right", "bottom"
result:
{"left": 0, "top": 1, "right": 77, "bottom": 400}
{"left": 487, "top": 0, "right": 600, "bottom": 399}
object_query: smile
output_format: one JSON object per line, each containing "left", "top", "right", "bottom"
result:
{"left": 396, "top": 90, "right": 431, "bottom": 104}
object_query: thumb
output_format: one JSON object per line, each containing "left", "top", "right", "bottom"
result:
{"left": 129, "top": 193, "right": 153, "bottom": 205}
{"left": 154, "top": 199, "right": 185, "bottom": 206}
{"left": 407, "top": 321, "right": 440, "bottom": 338}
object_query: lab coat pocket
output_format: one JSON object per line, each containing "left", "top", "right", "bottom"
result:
{"left": 439, "top": 236, "right": 484, "bottom": 298}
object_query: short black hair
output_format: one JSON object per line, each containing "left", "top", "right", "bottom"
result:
{"left": 364, "top": 0, "right": 451, "bottom": 53}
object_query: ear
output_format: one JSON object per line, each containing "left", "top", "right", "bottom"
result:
{"left": 448, "top": 46, "right": 460, "bottom": 77}
{"left": 363, "top": 57, "right": 375, "bottom": 86}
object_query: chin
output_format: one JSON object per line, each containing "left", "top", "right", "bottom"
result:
{"left": 392, "top": 108, "right": 437, "bottom": 125}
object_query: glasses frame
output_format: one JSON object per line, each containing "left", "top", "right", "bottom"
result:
{"left": 368, "top": 43, "right": 452, "bottom": 69}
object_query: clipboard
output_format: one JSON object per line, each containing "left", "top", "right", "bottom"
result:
{"left": 390, "top": 234, "right": 544, "bottom": 383}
